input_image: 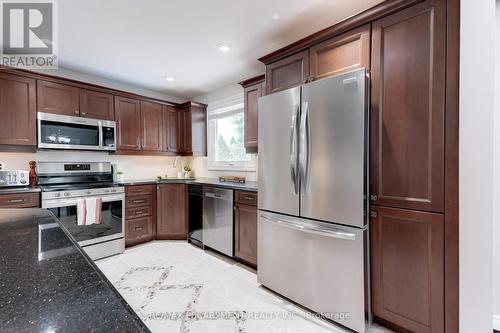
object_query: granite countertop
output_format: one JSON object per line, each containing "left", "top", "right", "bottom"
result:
{"left": 0, "top": 186, "right": 41, "bottom": 195}
{"left": 116, "top": 177, "right": 258, "bottom": 192}
{"left": 0, "top": 208, "right": 150, "bottom": 333}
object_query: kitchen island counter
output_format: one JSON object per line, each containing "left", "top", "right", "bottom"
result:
{"left": 0, "top": 208, "right": 150, "bottom": 333}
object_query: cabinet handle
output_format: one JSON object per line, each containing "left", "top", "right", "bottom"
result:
{"left": 133, "top": 210, "right": 145, "bottom": 215}
{"left": 135, "top": 226, "right": 144, "bottom": 231}
{"left": 370, "top": 195, "right": 378, "bottom": 201}
{"left": 133, "top": 189, "right": 146, "bottom": 193}
{"left": 132, "top": 199, "right": 145, "bottom": 203}
{"left": 7, "top": 199, "right": 25, "bottom": 203}
{"left": 370, "top": 211, "right": 378, "bottom": 218}
{"left": 243, "top": 196, "right": 255, "bottom": 200}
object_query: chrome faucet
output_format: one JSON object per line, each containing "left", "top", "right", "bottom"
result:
{"left": 173, "top": 156, "right": 182, "bottom": 168}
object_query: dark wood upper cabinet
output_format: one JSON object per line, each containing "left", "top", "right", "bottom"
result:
{"left": 156, "top": 184, "right": 187, "bottom": 239}
{"left": 163, "top": 105, "right": 180, "bottom": 153}
{"left": 240, "top": 75, "right": 265, "bottom": 151}
{"left": 265, "top": 50, "right": 309, "bottom": 94}
{"left": 371, "top": 206, "right": 444, "bottom": 332}
{"left": 37, "top": 80, "right": 80, "bottom": 117}
{"left": 115, "top": 96, "right": 141, "bottom": 151}
{"left": 140, "top": 101, "right": 163, "bottom": 152}
{"left": 179, "top": 102, "right": 207, "bottom": 156}
{"left": 0, "top": 73, "right": 36, "bottom": 148}
{"left": 310, "top": 24, "right": 370, "bottom": 80}
{"left": 79, "top": 89, "right": 114, "bottom": 120}
{"left": 370, "top": 1, "right": 445, "bottom": 213}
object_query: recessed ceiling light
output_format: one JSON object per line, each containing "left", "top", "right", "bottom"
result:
{"left": 217, "top": 43, "right": 231, "bottom": 53}
{"left": 165, "top": 77, "right": 175, "bottom": 82}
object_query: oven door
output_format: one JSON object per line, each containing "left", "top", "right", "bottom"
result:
{"left": 42, "top": 194, "right": 125, "bottom": 246}
{"left": 38, "top": 112, "right": 102, "bottom": 150}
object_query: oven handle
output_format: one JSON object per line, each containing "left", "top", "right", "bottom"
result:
{"left": 42, "top": 194, "right": 124, "bottom": 208}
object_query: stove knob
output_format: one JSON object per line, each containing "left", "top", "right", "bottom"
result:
{"left": 86, "top": 191, "right": 92, "bottom": 195}
{"left": 111, "top": 188, "right": 117, "bottom": 193}
{"left": 64, "top": 192, "right": 70, "bottom": 197}
{"left": 54, "top": 193, "right": 61, "bottom": 198}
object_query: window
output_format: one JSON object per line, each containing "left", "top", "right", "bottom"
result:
{"left": 207, "top": 94, "right": 255, "bottom": 171}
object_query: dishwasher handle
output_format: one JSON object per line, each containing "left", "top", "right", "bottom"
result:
{"left": 204, "top": 192, "right": 231, "bottom": 201}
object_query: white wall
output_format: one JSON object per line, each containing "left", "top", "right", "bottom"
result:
{"left": 34, "top": 67, "right": 185, "bottom": 103}
{"left": 0, "top": 151, "right": 191, "bottom": 181}
{"left": 460, "top": 0, "right": 495, "bottom": 332}
{"left": 494, "top": 1, "right": 500, "bottom": 330}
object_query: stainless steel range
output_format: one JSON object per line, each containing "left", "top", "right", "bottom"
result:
{"left": 39, "top": 162, "right": 124, "bottom": 260}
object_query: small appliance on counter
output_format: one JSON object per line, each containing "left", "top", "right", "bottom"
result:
{"left": 0, "top": 170, "right": 29, "bottom": 187}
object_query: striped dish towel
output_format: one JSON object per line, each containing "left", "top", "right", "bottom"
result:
{"left": 77, "top": 198, "right": 103, "bottom": 225}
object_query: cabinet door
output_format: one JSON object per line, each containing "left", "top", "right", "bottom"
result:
{"left": 0, "top": 73, "right": 36, "bottom": 147}
{"left": 310, "top": 24, "right": 370, "bottom": 80}
{"left": 79, "top": 89, "right": 114, "bottom": 120}
{"left": 140, "top": 101, "right": 163, "bottom": 152}
{"left": 162, "top": 105, "right": 180, "bottom": 153}
{"left": 370, "top": 1, "right": 445, "bottom": 212}
{"left": 190, "top": 104, "right": 207, "bottom": 156}
{"left": 156, "top": 184, "right": 187, "bottom": 239}
{"left": 37, "top": 80, "right": 80, "bottom": 117}
{"left": 234, "top": 203, "right": 258, "bottom": 266}
{"left": 181, "top": 109, "right": 193, "bottom": 154}
{"left": 115, "top": 96, "right": 141, "bottom": 150}
{"left": 243, "top": 82, "right": 262, "bottom": 149}
{"left": 371, "top": 206, "right": 444, "bottom": 332}
{"left": 265, "top": 50, "right": 309, "bottom": 94}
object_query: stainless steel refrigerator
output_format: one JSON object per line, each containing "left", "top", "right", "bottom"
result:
{"left": 257, "top": 68, "right": 369, "bottom": 332}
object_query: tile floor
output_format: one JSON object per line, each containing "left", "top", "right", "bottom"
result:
{"left": 96, "top": 241, "right": 393, "bottom": 333}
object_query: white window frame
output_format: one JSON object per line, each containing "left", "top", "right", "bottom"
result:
{"left": 207, "top": 94, "right": 256, "bottom": 171}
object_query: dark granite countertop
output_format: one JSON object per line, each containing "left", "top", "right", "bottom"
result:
{"left": 0, "top": 186, "right": 41, "bottom": 195}
{"left": 115, "top": 177, "right": 258, "bottom": 192}
{"left": 0, "top": 208, "right": 150, "bottom": 333}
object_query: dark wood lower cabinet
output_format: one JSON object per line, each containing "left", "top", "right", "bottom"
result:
{"left": 371, "top": 206, "right": 444, "bottom": 333}
{"left": 234, "top": 203, "right": 257, "bottom": 267}
{"left": 125, "top": 185, "right": 155, "bottom": 247}
{"left": 156, "top": 184, "right": 187, "bottom": 239}
{"left": 0, "top": 192, "right": 40, "bottom": 208}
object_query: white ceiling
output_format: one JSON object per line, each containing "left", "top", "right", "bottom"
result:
{"left": 58, "top": 0, "right": 384, "bottom": 100}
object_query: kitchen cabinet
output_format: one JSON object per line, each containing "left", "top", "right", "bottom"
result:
{"left": 0, "top": 192, "right": 40, "bottom": 208}
{"left": 79, "top": 89, "right": 114, "bottom": 120}
{"left": 309, "top": 24, "right": 370, "bottom": 80}
{"left": 370, "top": 205, "right": 444, "bottom": 333}
{"left": 265, "top": 50, "right": 309, "bottom": 95}
{"left": 0, "top": 73, "right": 37, "bottom": 149}
{"left": 179, "top": 102, "right": 207, "bottom": 156}
{"left": 140, "top": 101, "right": 163, "bottom": 152}
{"left": 163, "top": 105, "right": 181, "bottom": 153}
{"left": 239, "top": 75, "right": 265, "bottom": 151}
{"left": 370, "top": 1, "right": 445, "bottom": 213}
{"left": 115, "top": 96, "right": 141, "bottom": 151}
{"left": 125, "top": 184, "right": 155, "bottom": 247}
{"left": 156, "top": 184, "right": 187, "bottom": 239}
{"left": 234, "top": 190, "right": 258, "bottom": 267}
{"left": 38, "top": 80, "right": 115, "bottom": 120}
{"left": 37, "top": 80, "right": 80, "bottom": 117}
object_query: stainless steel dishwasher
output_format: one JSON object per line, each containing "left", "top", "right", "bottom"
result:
{"left": 203, "top": 187, "right": 234, "bottom": 257}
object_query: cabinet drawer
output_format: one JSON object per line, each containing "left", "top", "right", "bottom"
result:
{"left": 125, "top": 184, "right": 154, "bottom": 196}
{"left": 126, "top": 194, "right": 153, "bottom": 207}
{"left": 0, "top": 193, "right": 39, "bottom": 208}
{"left": 126, "top": 216, "right": 153, "bottom": 241}
{"left": 235, "top": 191, "right": 258, "bottom": 206}
{"left": 126, "top": 205, "right": 153, "bottom": 220}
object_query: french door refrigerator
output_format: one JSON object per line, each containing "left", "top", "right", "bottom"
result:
{"left": 257, "top": 68, "right": 369, "bottom": 333}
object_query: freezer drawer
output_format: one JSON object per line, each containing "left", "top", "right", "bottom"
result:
{"left": 202, "top": 187, "right": 234, "bottom": 257}
{"left": 257, "top": 211, "right": 367, "bottom": 333}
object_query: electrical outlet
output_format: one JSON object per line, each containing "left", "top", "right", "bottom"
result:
{"left": 0, "top": 162, "right": 4, "bottom": 171}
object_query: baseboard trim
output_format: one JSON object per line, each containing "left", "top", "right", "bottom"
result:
{"left": 493, "top": 313, "right": 500, "bottom": 331}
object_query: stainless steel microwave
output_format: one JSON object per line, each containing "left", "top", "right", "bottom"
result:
{"left": 37, "top": 112, "right": 116, "bottom": 151}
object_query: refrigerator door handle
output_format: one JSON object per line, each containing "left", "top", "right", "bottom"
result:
{"left": 260, "top": 215, "right": 356, "bottom": 241}
{"left": 290, "top": 105, "right": 300, "bottom": 195}
{"left": 299, "top": 101, "right": 310, "bottom": 193}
